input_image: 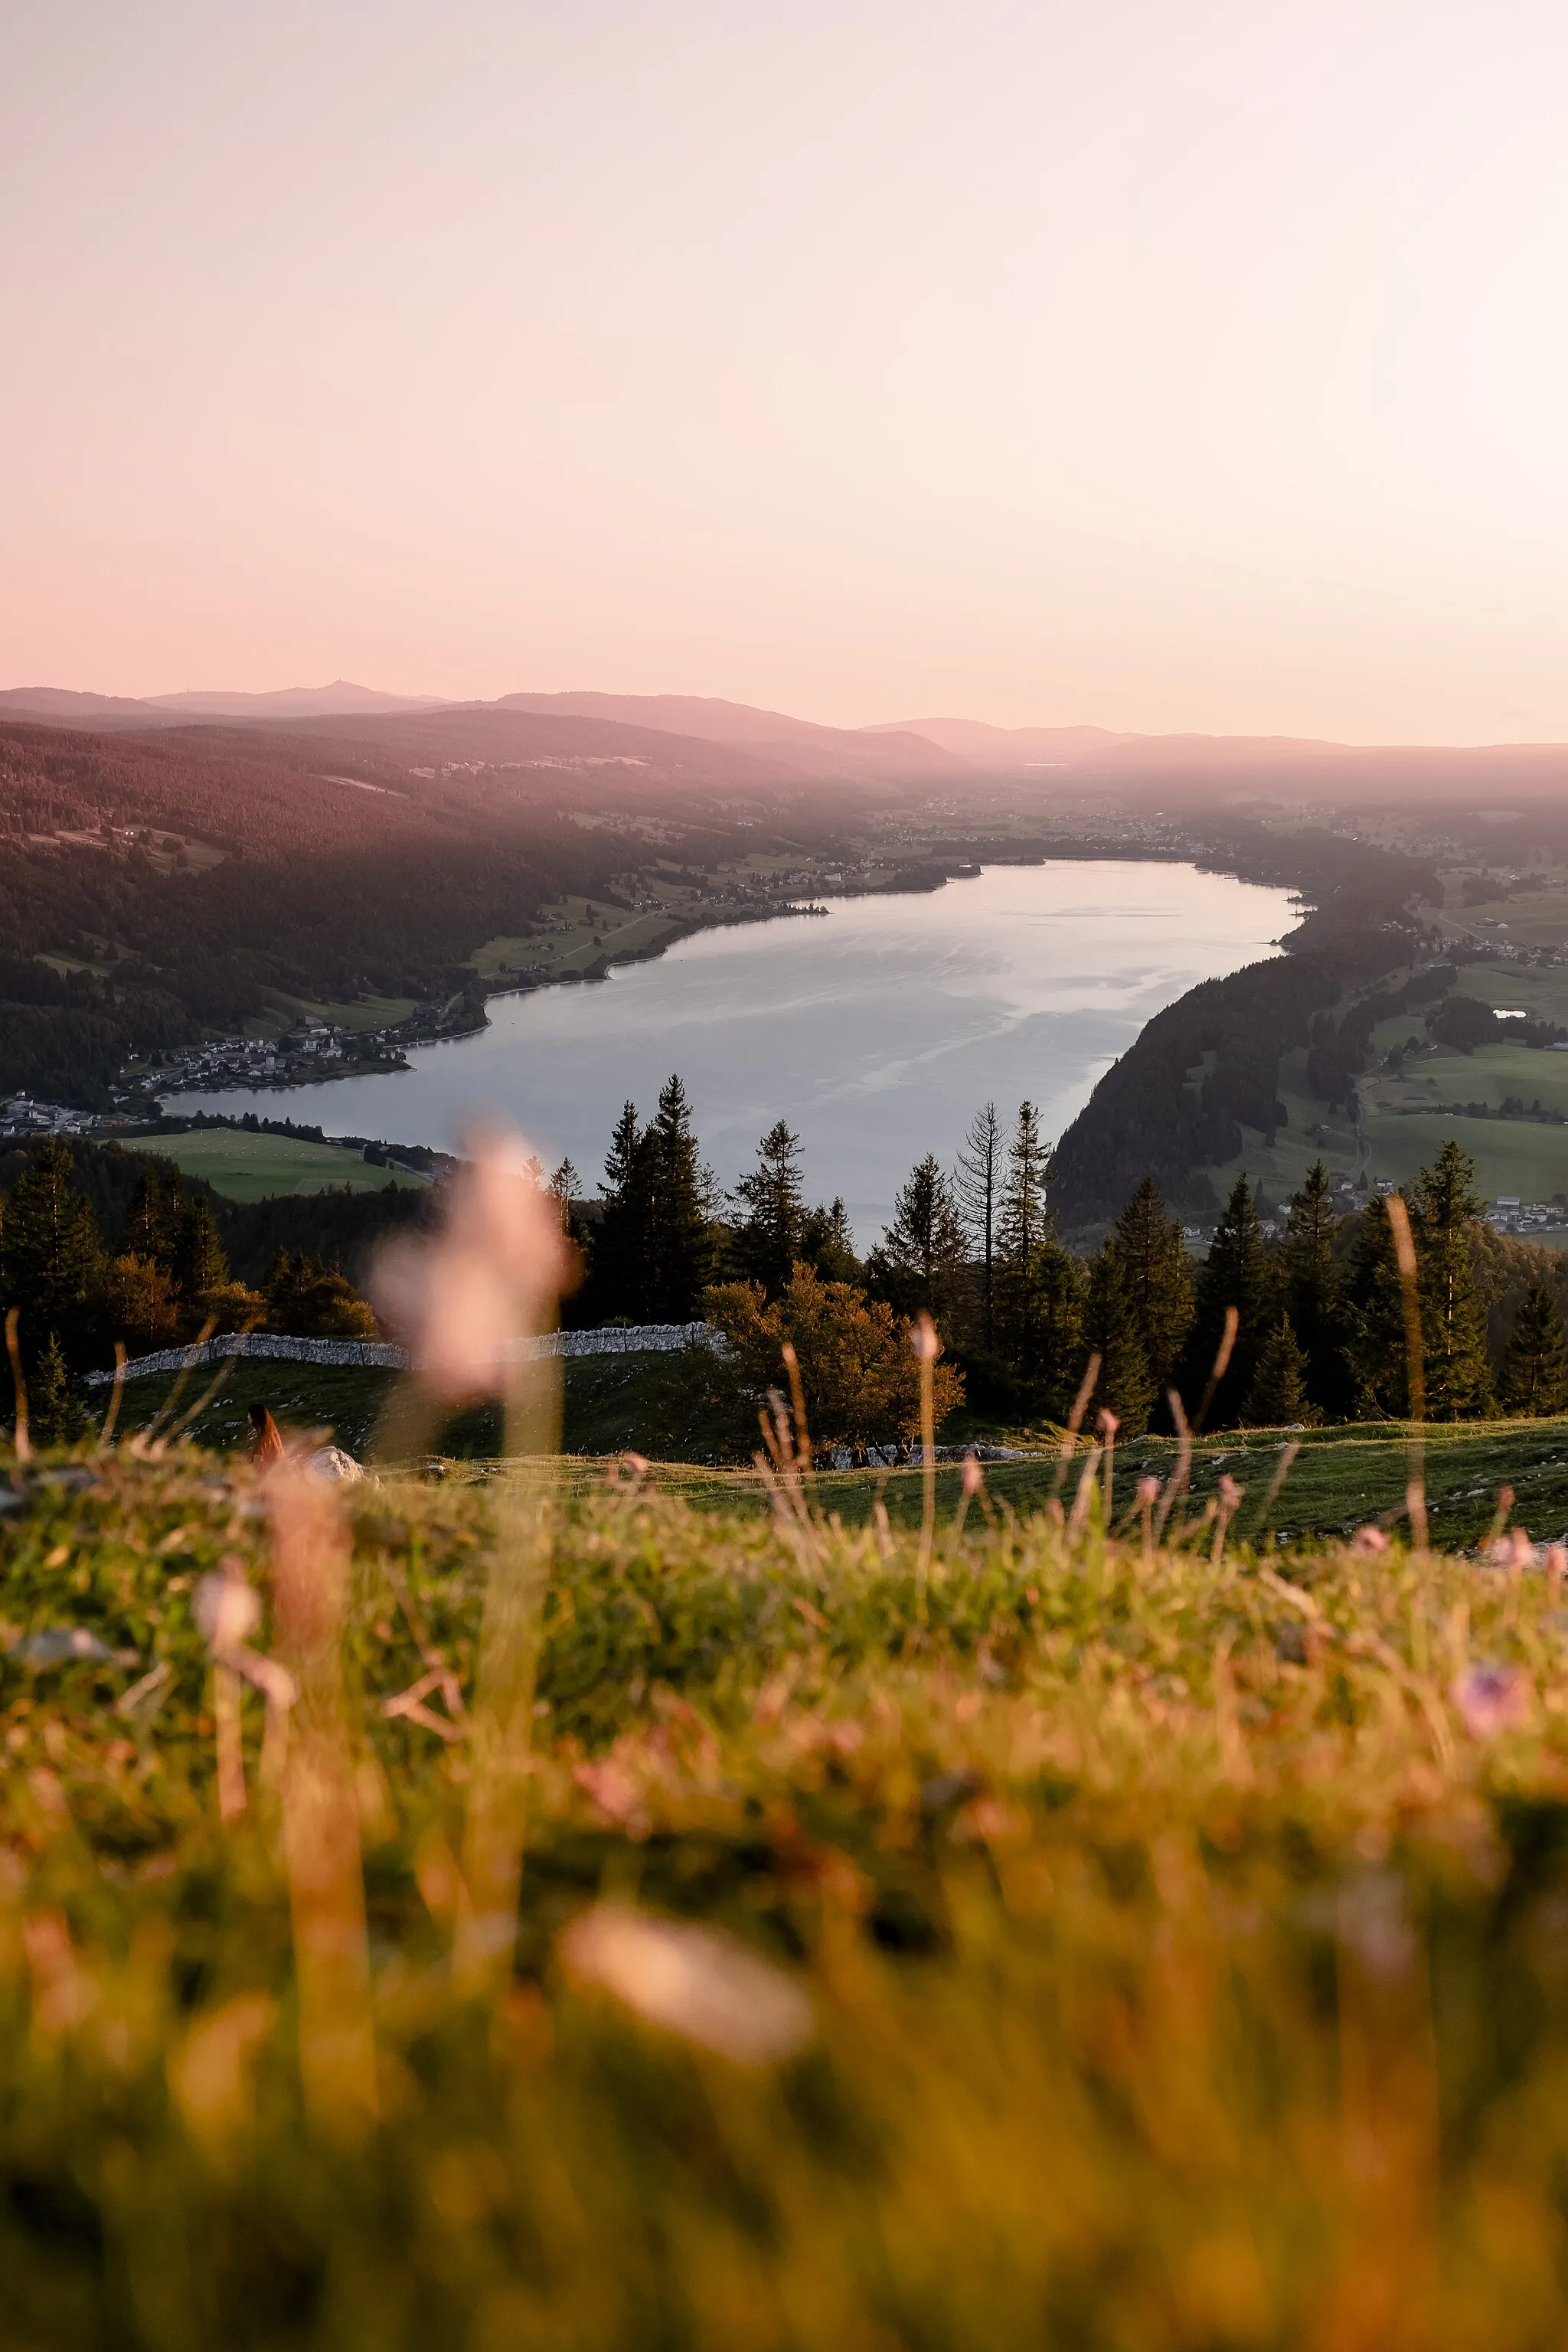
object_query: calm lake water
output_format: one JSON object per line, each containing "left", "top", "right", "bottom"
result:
{"left": 172, "top": 861, "right": 1298, "bottom": 1243}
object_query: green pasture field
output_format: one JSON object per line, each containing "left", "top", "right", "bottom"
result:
{"left": 12, "top": 1441, "right": 1568, "bottom": 2343}
{"left": 104, "top": 1353, "right": 1568, "bottom": 1552}
{"left": 242, "top": 991, "right": 420, "bottom": 1040}
{"left": 118, "top": 1128, "right": 420, "bottom": 1204}
{"left": 1432, "top": 883, "right": 1568, "bottom": 952}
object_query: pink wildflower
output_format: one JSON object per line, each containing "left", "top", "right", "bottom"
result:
{"left": 1351, "top": 1525, "right": 1390, "bottom": 1556}
{"left": 560, "top": 1903, "right": 814, "bottom": 2064}
{"left": 1489, "top": 1528, "right": 1537, "bottom": 1570}
{"left": 1450, "top": 1663, "right": 1528, "bottom": 1740}
{"left": 370, "top": 1125, "right": 573, "bottom": 1401}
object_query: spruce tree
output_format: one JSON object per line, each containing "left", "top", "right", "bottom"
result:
{"left": 647, "top": 1074, "right": 713, "bottom": 1320}
{"left": 955, "top": 1102, "right": 1003, "bottom": 1344}
{"left": 800, "top": 1198, "right": 861, "bottom": 1285}
{"left": 173, "top": 1194, "right": 230, "bottom": 1305}
{"left": 1341, "top": 1194, "right": 1411, "bottom": 1417}
{"left": 1184, "top": 1173, "right": 1276, "bottom": 1426}
{"left": 1107, "top": 1176, "right": 1193, "bottom": 1393}
{"left": 1279, "top": 1161, "right": 1347, "bottom": 1413}
{"left": 994, "top": 1102, "right": 1082, "bottom": 1412}
{"left": 28, "top": 1331, "right": 89, "bottom": 1447}
{"left": 1500, "top": 1278, "right": 1568, "bottom": 1416}
{"left": 872, "top": 1155, "right": 967, "bottom": 1319}
{"left": 124, "top": 1163, "right": 180, "bottom": 1273}
{"left": 1246, "top": 1318, "right": 1314, "bottom": 1426}
{"left": 0, "top": 1138, "right": 104, "bottom": 1368}
{"left": 1410, "top": 1141, "right": 1492, "bottom": 1419}
{"left": 1082, "top": 1246, "right": 1157, "bottom": 1435}
{"left": 733, "top": 1121, "right": 806, "bottom": 1295}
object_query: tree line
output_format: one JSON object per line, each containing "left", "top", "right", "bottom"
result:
{"left": 0, "top": 1139, "right": 375, "bottom": 1442}
{"left": 564, "top": 1081, "right": 1568, "bottom": 1440}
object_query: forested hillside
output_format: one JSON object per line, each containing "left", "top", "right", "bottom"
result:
{"left": 0, "top": 717, "right": 870, "bottom": 1105}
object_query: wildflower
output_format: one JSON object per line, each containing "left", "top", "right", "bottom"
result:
{"left": 961, "top": 1453, "right": 984, "bottom": 1498}
{"left": 1135, "top": 1476, "right": 1160, "bottom": 1507}
{"left": 1450, "top": 1662, "right": 1528, "bottom": 1740}
{"left": 192, "top": 1566, "right": 295, "bottom": 1710}
{"left": 370, "top": 1127, "right": 573, "bottom": 1401}
{"left": 560, "top": 1903, "right": 814, "bottom": 2064}
{"left": 1217, "top": 1474, "right": 1243, "bottom": 1512}
{"left": 1488, "top": 1527, "right": 1537, "bottom": 1570}
{"left": 1351, "top": 1525, "right": 1390, "bottom": 1555}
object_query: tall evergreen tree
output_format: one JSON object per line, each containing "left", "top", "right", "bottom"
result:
{"left": 0, "top": 1138, "right": 104, "bottom": 1367}
{"left": 955, "top": 1102, "right": 1003, "bottom": 1344}
{"left": 1341, "top": 1194, "right": 1411, "bottom": 1417}
{"left": 1279, "top": 1160, "right": 1347, "bottom": 1413}
{"left": 800, "top": 1197, "right": 861, "bottom": 1285}
{"left": 173, "top": 1193, "right": 230, "bottom": 1305}
{"left": 1500, "top": 1279, "right": 1568, "bottom": 1416}
{"left": 646, "top": 1074, "right": 713, "bottom": 1320}
{"left": 871, "top": 1154, "right": 968, "bottom": 1320}
{"left": 1410, "top": 1141, "right": 1492, "bottom": 1420}
{"left": 1082, "top": 1246, "right": 1157, "bottom": 1435}
{"left": 1246, "top": 1318, "right": 1314, "bottom": 1426}
{"left": 28, "top": 1331, "right": 89, "bottom": 1447}
{"left": 1106, "top": 1175, "right": 1193, "bottom": 1393}
{"left": 733, "top": 1120, "right": 805, "bottom": 1295}
{"left": 123, "top": 1162, "right": 180, "bottom": 1273}
{"left": 994, "top": 1102, "right": 1082, "bottom": 1411}
{"left": 1184, "top": 1173, "right": 1276, "bottom": 1425}
{"left": 588, "top": 1102, "right": 656, "bottom": 1319}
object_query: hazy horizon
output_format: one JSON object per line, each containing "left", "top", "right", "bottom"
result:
{"left": 8, "top": 4, "right": 1568, "bottom": 744}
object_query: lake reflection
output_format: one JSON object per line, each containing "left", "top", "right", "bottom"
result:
{"left": 172, "top": 861, "right": 1297, "bottom": 1242}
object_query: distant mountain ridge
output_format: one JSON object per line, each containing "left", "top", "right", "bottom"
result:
{"left": 6, "top": 681, "right": 1568, "bottom": 797}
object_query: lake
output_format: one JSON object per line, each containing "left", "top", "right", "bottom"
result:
{"left": 171, "top": 860, "right": 1298, "bottom": 1242}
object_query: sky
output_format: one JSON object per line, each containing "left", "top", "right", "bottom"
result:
{"left": 5, "top": 1, "right": 1568, "bottom": 742}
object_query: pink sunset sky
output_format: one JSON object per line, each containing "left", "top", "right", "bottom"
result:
{"left": 5, "top": 1, "right": 1568, "bottom": 743}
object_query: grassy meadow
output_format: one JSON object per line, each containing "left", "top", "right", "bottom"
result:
{"left": 8, "top": 1436, "right": 1568, "bottom": 2346}
{"left": 117, "top": 1131, "right": 423, "bottom": 1205}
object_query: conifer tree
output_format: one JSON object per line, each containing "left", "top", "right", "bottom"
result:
{"left": 955, "top": 1102, "right": 1003, "bottom": 1344}
{"left": 124, "top": 1163, "right": 180, "bottom": 1273}
{"left": 645, "top": 1075, "right": 713, "bottom": 1320}
{"left": 1341, "top": 1194, "right": 1411, "bottom": 1417}
{"left": 173, "top": 1193, "right": 230, "bottom": 1304}
{"left": 1107, "top": 1176, "right": 1193, "bottom": 1393}
{"left": 1246, "top": 1318, "right": 1315, "bottom": 1426}
{"left": 1082, "top": 1246, "right": 1156, "bottom": 1435}
{"left": 28, "top": 1331, "right": 89, "bottom": 1447}
{"left": 994, "top": 1102, "right": 1082, "bottom": 1411}
{"left": 871, "top": 1154, "right": 968, "bottom": 1319}
{"left": 733, "top": 1120, "right": 805, "bottom": 1296}
{"left": 0, "top": 1138, "right": 104, "bottom": 1367}
{"left": 591, "top": 1101, "right": 658, "bottom": 1318}
{"left": 1410, "top": 1141, "right": 1492, "bottom": 1419}
{"left": 801, "top": 1198, "right": 862, "bottom": 1285}
{"left": 1279, "top": 1161, "right": 1346, "bottom": 1413}
{"left": 1184, "top": 1173, "right": 1276, "bottom": 1425}
{"left": 1500, "top": 1278, "right": 1568, "bottom": 1416}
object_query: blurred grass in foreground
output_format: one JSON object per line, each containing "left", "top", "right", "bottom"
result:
{"left": 6, "top": 1448, "right": 1568, "bottom": 2346}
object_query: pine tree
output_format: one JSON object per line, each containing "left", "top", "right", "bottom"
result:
{"left": 1106, "top": 1176, "right": 1193, "bottom": 1393}
{"left": 1082, "top": 1246, "right": 1157, "bottom": 1435}
{"left": 1184, "top": 1173, "right": 1276, "bottom": 1426}
{"left": 800, "top": 1198, "right": 862, "bottom": 1285}
{"left": 733, "top": 1121, "right": 805, "bottom": 1295}
{"left": 871, "top": 1155, "right": 967, "bottom": 1318}
{"left": 173, "top": 1193, "right": 230, "bottom": 1304}
{"left": 1279, "top": 1161, "right": 1347, "bottom": 1413}
{"left": 591, "top": 1102, "right": 658, "bottom": 1319}
{"left": 1341, "top": 1194, "right": 1411, "bottom": 1417}
{"left": 1500, "top": 1279, "right": 1568, "bottom": 1416}
{"left": 647, "top": 1074, "right": 714, "bottom": 1320}
{"left": 124, "top": 1163, "right": 180, "bottom": 1273}
{"left": 994, "top": 1102, "right": 1082, "bottom": 1411}
{"left": 955, "top": 1102, "right": 1003, "bottom": 1344}
{"left": 28, "top": 1331, "right": 89, "bottom": 1447}
{"left": 1246, "top": 1318, "right": 1315, "bottom": 1426}
{"left": 0, "top": 1138, "right": 104, "bottom": 1368}
{"left": 1410, "top": 1141, "right": 1492, "bottom": 1419}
